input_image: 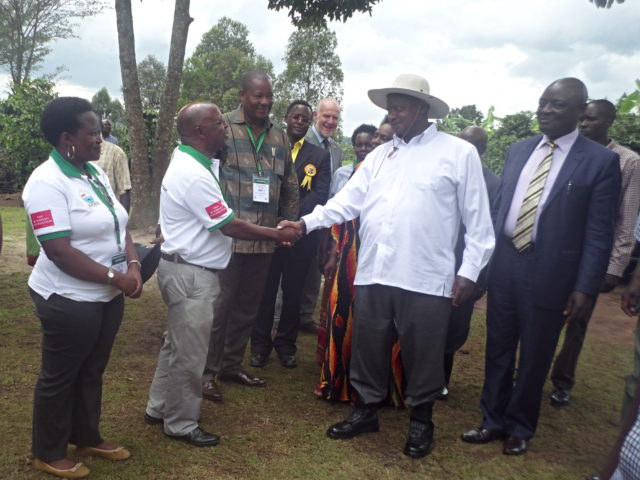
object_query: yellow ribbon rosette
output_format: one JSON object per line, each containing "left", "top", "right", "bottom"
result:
{"left": 300, "top": 164, "right": 316, "bottom": 191}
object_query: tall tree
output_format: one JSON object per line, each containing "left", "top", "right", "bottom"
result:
{"left": 273, "top": 25, "right": 344, "bottom": 121}
{"left": 0, "top": 0, "right": 105, "bottom": 86}
{"left": 267, "top": 0, "right": 380, "bottom": 25}
{"left": 116, "top": 1, "right": 381, "bottom": 228}
{"left": 138, "top": 55, "right": 167, "bottom": 111}
{"left": 91, "top": 87, "right": 125, "bottom": 124}
{"left": 0, "top": 77, "right": 56, "bottom": 189}
{"left": 180, "top": 17, "right": 274, "bottom": 112}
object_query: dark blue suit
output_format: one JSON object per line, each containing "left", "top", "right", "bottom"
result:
{"left": 252, "top": 140, "right": 331, "bottom": 357}
{"left": 481, "top": 133, "right": 620, "bottom": 440}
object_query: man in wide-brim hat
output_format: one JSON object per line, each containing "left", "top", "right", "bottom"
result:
{"left": 280, "top": 73, "right": 495, "bottom": 458}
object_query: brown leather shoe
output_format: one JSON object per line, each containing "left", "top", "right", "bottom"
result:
{"left": 202, "top": 379, "right": 223, "bottom": 402}
{"left": 218, "top": 370, "right": 266, "bottom": 387}
{"left": 503, "top": 436, "right": 528, "bottom": 455}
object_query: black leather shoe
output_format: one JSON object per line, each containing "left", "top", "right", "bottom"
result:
{"left": 403, "top": 420, "right": 434, "bottom": 459}
{"left": 503, "top": 436, "right": 528, "bottom": 455}
{"left": 218, "top": 371, "right": 266, "bottom": 387}
{"left": 279, "top": 354, "right": 297, "bottom": 368}
{"left": 167, "top": 427, "right": 220, "bottom": 447}
{"left": 549, "top": 387, "right": 571, "bottom": 407}
{"left": 327, "top": 408, "right": 379, "bottom": 439}
{"left": 435, "top": 387, "right": 449, "bottom": 401}
{"left": 202, "top": 379, "right": 223, "bottom": 402}
{"left": 144, "top": 413, "right": 163, "bottom": 425}
{"left": 249, "top": 353, "right": 268, "bottom": 368}
{"left": 461, "top": 427, "right": 505, "bottom": 444}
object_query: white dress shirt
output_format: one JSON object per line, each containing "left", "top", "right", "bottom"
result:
{"left": 302, "top": 124, "right": 495, "bottom": 297}
{"left": 503, "top": 129, "right": 579, "bottom": 239}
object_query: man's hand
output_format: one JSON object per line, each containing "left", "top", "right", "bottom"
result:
{"left": 600, "top": 273, "right": 620, "bottom": 293}
{"left": 563, "top": 291, "right": 595, "bottom": 324}
{"left": 451, "top": 275, "right": 476, "bottom": 307}
{"left": 322, "top": 247, "right": 338, "bottom": 279}
{"left": 621, "top": 272, "right": 640, "bottom": 316}
{"left": 276, "top": 225, "right": 302, "bottom": 245}
{"left": 277, "top": 219, "right": 306, "bottom": 236}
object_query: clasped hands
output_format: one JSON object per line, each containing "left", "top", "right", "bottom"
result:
{"left": 276, "top": 219, "right": 306, "bottom": 246}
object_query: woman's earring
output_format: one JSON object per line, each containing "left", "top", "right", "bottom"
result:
{"left": 68, "top": 144, "right": 76, "bottom": 161}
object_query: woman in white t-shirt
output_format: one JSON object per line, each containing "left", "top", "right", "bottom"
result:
{"left": 22, "top": 97, "right": 142, "bottom": 479}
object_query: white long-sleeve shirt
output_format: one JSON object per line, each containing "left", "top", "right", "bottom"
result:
{"left": 302, "top": 124, "right": 495, "bottom": 297}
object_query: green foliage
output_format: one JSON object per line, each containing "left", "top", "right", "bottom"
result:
{"left": 272, "top": 25, "right": 344, "bottom": 122}
{"left": 0, "top": 77, "right": 56, "bottom": 191}
{"left": 91, "top": 87, "right": 128, "bottom": 148}
{"left": 611, "top": 113, "right": 640, "bottom": 153}
{"left": 267, "top": 0, "right": 381, "bottom": 26}
{"left": 138, "top": 54, "right": 167, "bottom": 111}
{"left": 0, "top": 0, "right": 106, "bottom": 85}
{"left": 590, "top": 0, "right": 625, "bottom": 7}
{"left": 180, "top": 17, "right": 274, "bottom": 112}
{"left": 483, "top": 111, "right": 537, "bottom": 175}
{"left": 437, "top": 104, "right": 484, "bottom": 135}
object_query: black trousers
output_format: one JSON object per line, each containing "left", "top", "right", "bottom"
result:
{"left": 351, "top": 284, "right": 451, "bottom": 408}
{"left": 30, "top": 289, "right": 123, "bottom": 462}
{"left": 480, "top": 240, "right": 566, "bottom": 440}
{"left": 251, "top": 234, "right": 317, "bottom": 357}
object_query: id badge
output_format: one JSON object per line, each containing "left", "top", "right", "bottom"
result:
{"left": 111, "top": 252, "right": 127, "bottom": 273}
{"left": 252, "top": 174, "right": 270, "bottom": 203}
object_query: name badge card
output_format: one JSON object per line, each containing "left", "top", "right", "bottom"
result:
{"left": 252, "top": 174, "right": 270, "bottom": 203}
{"left": 111, "top": 252, "right": 127, "bottom": 273}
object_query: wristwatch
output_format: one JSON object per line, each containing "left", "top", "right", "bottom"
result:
{"left": 107, "top": 267, "right": 115, "bottom": 284}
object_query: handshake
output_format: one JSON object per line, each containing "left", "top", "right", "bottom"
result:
{"left": 276, "top": 219, "right": 306, "bottom": 246}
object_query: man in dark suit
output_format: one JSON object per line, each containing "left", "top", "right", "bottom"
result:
{"left": 299, "top": 98, "right": 344, "bottom": 333}
{"left": 462, "top": 78, "right": 621, "bottom": 455}
{"left": 250, "top": 100, "right": 331, "bottom": 368}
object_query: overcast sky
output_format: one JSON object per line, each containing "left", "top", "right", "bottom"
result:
{"left": 2, "top": 0, "right": 639, "bottom": 135}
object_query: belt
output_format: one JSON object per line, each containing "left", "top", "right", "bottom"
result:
{"left": 160, "top": 252, "right": 218, "bottom": 273}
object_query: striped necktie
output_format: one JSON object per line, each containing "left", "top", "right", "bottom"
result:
{"left": 512, "top": 141, "right": 557, "bottom": 252}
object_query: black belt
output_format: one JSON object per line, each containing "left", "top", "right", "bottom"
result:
{"left": 160, "top": 252, "right": 218, "bottom": 273}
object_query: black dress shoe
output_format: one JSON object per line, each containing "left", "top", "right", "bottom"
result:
{"left": 503, "top": 436, "right": 528, "bottom": 455}
{"left": 202, "top": 379, "right": 223, "bottom": 402}
{"left": 327, "top": 408, "right": 379, "bottom": 439}
{"left": 461, "top": 427, "right": 505, "bottom": 444}
{"left": 549, "top": 386, "right": 571, "bottom": 407}
{"left": 403, "top": 420, "right": 434, "bottom": 458}
{"left": 249, "top": 353, "right": 268, "bottom": 368}
{"left": 144, "top": 412, "right": 163, "bottom": 425}
{"left": 218, "top": 371, "right": 266, "bottom": 387}
{"left": 279, "top": 354, "right": 297, "bottom": 368}
{"left": 167, "top": 427, "right": 220, "bottom": 447}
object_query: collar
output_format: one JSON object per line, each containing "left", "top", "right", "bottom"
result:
{"left": 51, "top": 149, "right": 99, "bottom": 178}
{"left": 178, "top": 144, "right": 212, "bottom": 169}
{"left": 392, "top": 123, "right": 437, "bottom": 146}
{"left": 537, "top": 129, "right": 579, "bottom": 153}
{"left": 228, "top": 106, "right": 273, "bottom": 130}
{"left": 311, "top": 124, "right": 326, "bottom": 144}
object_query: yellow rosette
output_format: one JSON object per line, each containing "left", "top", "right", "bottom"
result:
{"left": 300, "top": 164, "right": 317, "bottom": 191}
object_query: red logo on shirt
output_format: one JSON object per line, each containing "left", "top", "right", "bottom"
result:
{"left": 31, "top": 210, "right": 55, "bottom": 229}
{"left": 205, "top": 201, "right": 227, "bottom": 219}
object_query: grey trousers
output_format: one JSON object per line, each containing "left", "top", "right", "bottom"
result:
{"left": 623, "top": 317, "right": 640, "bottom": 421}
{"left": 146, "top": 259, "right": 221, "bottom": 436}
{"left": 203, "top": 253, "right": 272, "bottom": 380}
{"left": 351, "top": 284, "right": 451, "bottom": 407}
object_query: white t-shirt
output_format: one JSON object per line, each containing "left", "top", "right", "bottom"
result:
{"left": 160, "top": 145, "right": 235, "bottom": 270}
{"left": 22, "top": 151, "right": 128, "bottom": 302}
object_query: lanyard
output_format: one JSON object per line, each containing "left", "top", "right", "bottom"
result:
{"left": 244, "top": 125, "right": 267, "bottom": 175}
{"left": 177, "top": 144, "right": 228, "bottom": 203}
{"left": 50, "top": 149, "right": 122, "bottom": 251}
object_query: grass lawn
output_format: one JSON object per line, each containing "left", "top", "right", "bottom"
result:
{"left": 0, "top": 204, "right": 634, "bottom": 479}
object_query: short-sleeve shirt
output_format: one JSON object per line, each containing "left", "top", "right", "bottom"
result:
{"left": 22, "top": 150, "right": 129, "bottom": 302}
{"left": 160, "top": 145, "right": 235, "bottom": 269}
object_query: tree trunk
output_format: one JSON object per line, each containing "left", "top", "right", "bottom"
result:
{"left": 115, "top": 0, "right": 154, "bottom": 228}
{"left": 150, "top": 0, "right": 192, "bottom": 204}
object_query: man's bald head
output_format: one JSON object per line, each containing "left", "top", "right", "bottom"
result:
{"left": 314, "top": 98, "right": 341, "bottom": 138}
{"left": 460, "top": 126, "right": 488, "bottom": 156}
{"left": 537, "top": 77, "right": 588, "bottom": 140}
{"left": 177, "top": 102, "right": 228, "bottom": 156}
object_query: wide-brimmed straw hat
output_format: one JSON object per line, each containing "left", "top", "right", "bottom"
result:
{"left": 368, "top": 74, "right": 450, "bottom": 119}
